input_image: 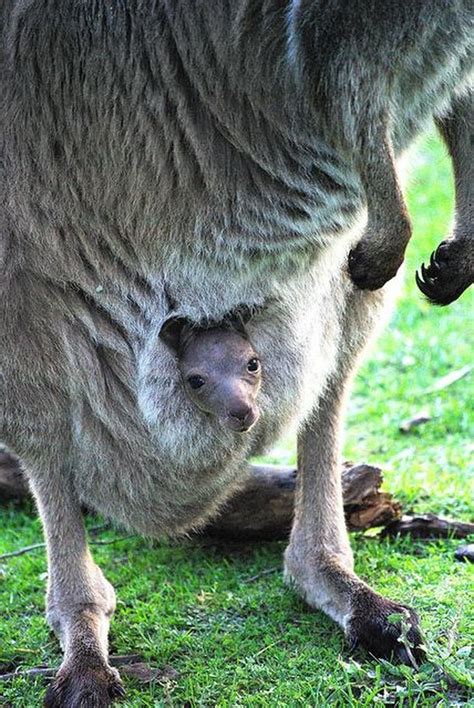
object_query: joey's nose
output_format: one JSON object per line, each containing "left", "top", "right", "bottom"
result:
{"left": 227, "top": 406, "right": 259, "bottom": 432}
{"left": 230, "top": 406, "right": 251, "bottom": 422}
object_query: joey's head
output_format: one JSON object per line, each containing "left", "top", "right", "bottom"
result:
{"left": 160, "top": 314, "right": 262, "bottom": 433}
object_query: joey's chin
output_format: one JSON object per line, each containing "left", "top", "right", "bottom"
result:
{"left": 221, "top": 410, "right": 260, "bottom": 434}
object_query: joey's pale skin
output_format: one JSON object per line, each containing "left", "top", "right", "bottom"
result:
{"left": 0, "top": 1, "right": 473, "bottom": 705}
{"left": 161, "top": 318, "right": 262, "bottom": 433}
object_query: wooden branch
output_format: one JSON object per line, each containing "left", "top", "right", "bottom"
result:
{"left": 202, "top": 462, "right": 402, "bottom": 540}
{"left": 0, "top": 654, "right": 144, "bottom": 681}
{"left": 0, "top": 542, "right": 47, "bottom": 560}
{"left": 381, "top": 514, "right": 474, "bottom": 539}
{"left": 0, "top": 535, "right": 138, "bottom": 561}
{"left": 0, "top": 667, "right": 56, "bottom": 681}
{"left": 0, "top": 655, "right": 179, "bottom": 684}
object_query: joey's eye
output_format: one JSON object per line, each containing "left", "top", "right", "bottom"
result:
{"left": 187, "top": 375, "right": 205, "bottom": 390}
{"left": 247, "top": 357, "right": 260, "bottom": 373}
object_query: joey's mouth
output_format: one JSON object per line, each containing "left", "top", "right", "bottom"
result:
{"left": 221, "top": 409, "right": 260, "bottom": 433}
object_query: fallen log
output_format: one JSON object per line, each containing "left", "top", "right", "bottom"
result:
{"left": 203, "top": 461, "right": 402, "bottom": 539}
{"left": 1, "top": 449, "right": 472, "bottom": 544}
{"left": 1, "top": 450, "right": 401, "bottom": 537}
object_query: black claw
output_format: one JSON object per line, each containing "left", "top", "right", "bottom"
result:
{"left": 395, "top": 646, "right": 410, "bottom": 665}
{"left": 429, "top": 252, "right": 440, "bottom": 273}
{"left": 416, "top": 266, "right": 443, "bottom": 303}
{"left": 110, "top": 682, "right": 126, "bottom": 699}
{"left": 348, "top": 635, "right": 359, "bottom": 653}
{"left": 415, "top": 269, "right": 431, "bottom": 296}
{"left": 416, "top": 239, "right": 472, "bottom": 305}
{"left": 416, "top": 266, "right": 469, "bottom": 306}
{"left": 420, "top": 263, "right": 434, "bottom": 284}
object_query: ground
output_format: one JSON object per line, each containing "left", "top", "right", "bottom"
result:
{"left": 1, "top": 132, "right": 473, "bottom": 707}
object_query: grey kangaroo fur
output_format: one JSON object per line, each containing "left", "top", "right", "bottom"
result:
{"left": 1, "top": 1, "right": 472, "bottom": 705}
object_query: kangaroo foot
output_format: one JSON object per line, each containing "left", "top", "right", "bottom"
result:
{"left": 346, "top": 588, "right": 425, "bottom": 665}
{"left": 44, "top": 659, "right": 125, "bottom": 708}
{"left": 416, "top": 239, "right": 473, "bottom": 305}
{"left": 284, "top": 545, "right": 425, "bottom": 667}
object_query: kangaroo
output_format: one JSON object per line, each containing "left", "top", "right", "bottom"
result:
{"left": 1, "top": 1, "right": 472, "bottom": 705}
{"left": 160, "top": 313, "right": 262, "bottom": 433}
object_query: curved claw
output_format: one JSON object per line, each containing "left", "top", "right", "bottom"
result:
{"left": 416, "top": 268, "right": 468, "bottom": 306}
{"left": 415, "top": 269, "right": 424, "bottom": 289}
{"left": 347, "top": 635, "right": 360, "bottom": 653}
{"left": 416, "top": 240, "right": 472, "bottom": 305}
{"left": 420, "top": 263, "right": 435, "bottom": 285}
{"left": 110, "top": 682, "right": 127, "bottom": 699}
{"left": 429, "top": 251, "right": 440, "bottom": 273}
{"left": 416, "top": 269, "right": 435, "bottom": 300}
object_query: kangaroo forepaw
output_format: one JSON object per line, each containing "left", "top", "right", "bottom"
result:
{"left": 416, "top": 240, "right": 472, "bottom": 305}
{"left": 348, "top": 242, "right": 404, "bottom": 291}
{"left": 346, "top": 590, "right": 425, "bottom": 666}
{"left": 44, "top": 663, "right": 125, "bottom": 708}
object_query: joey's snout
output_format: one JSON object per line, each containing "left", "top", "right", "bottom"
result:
{"left": 217, "top": 377, "right": 261, "bottom": 433}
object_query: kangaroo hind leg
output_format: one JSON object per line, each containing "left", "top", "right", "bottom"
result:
{"left": 28, "top": 469, "right": 125, "bottom": 707}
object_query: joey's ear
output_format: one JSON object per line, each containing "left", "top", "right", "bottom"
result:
{"left": 225, "top": 313, "right": 247, "bottom": 336}
{"left": 159, "top": 316, "right": 189, "bottom": 353}
{"left": 226, "top": 304, "right": 259, "bottom": 334}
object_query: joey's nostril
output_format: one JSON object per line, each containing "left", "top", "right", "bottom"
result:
{"left": 229, "top": 407, "right": 251, "bottom": 422}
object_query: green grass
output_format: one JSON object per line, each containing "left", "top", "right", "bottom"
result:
{"left": 1, "top": 132, "right": 473, "bottom": 706}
